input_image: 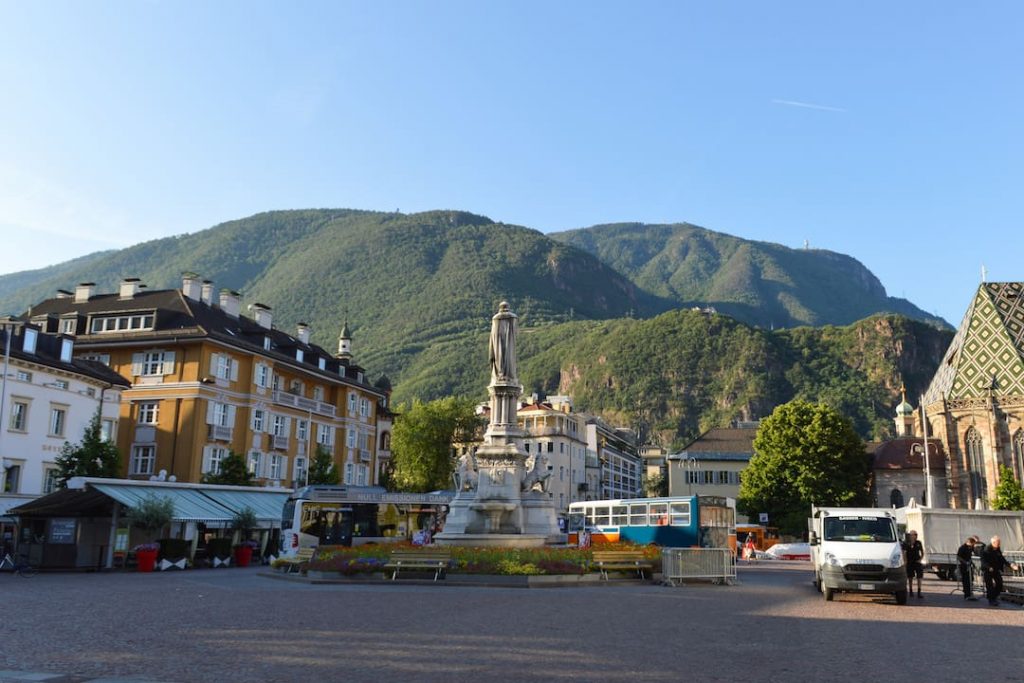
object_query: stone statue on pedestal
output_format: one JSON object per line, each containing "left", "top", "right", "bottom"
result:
{"left": 489, "top": 301, "right": 517, "bottom": 383}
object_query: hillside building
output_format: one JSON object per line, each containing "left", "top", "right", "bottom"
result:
{"left": 0, "top": 318, "right": 129, "bottom": 526}
{"left": 20, "top": 275, "right": 388, "bottom": 489}
{"left": 906, "top": 282, "right": 1024, "bottom": 509}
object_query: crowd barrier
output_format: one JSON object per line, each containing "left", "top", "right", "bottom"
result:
{"left": 661, "top": 547, "right": 736, "bottom": 586}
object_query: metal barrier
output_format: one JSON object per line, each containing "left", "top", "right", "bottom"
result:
{"left": 962, "top": 551, "right": 1024, "bottom": 603}
{"left": 661, "top": 548, "right": 736, "bottom": 586}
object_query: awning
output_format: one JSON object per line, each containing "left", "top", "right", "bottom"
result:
{"left": 92, "top": 484, "right": 236, "bottom": 523}
{"left": 205, "top": 489, "right": 289, "bottom": 524}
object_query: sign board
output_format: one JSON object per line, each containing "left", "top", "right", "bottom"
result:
{"left": 49, "top": 518, "right": 77, "bottom": 544}
{"left": 758, "top": 513, "right": 769, "bottom": 524}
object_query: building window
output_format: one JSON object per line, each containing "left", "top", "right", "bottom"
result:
{"left": 272, "top": 414, "right": 288, "bottom": 437}
{"left": 252, "top": 409, "right": 265, "bottom": 432}
{"left": 316, "top": 424, "right": 333, "bottom": 446}
{"left": 359, "top": 398, "right": 369, "bottom": 417}
{"left": 60, "top": 318, "right": 76, "bottom": 335}
{"left": 248, "top": 451, "right": 263, "bottom": 477}
{"left": 965, "top": 427, "right": 986, "bottom": 503}
{"left": 90, "top": 314, "right": 154, "bottom": 333}
{"left": 255, "top": 363, "right": 270, "bottom": 389}
{"left": 138, "top": 402, "right": 159, "bottom": 425}
{"left": 43, "top": 467, "right": 60, "bottom": 494}
{"left": 15, "top": 370, "right": 31, "bottom": 382}
{"left": 130, "top": 445, "right": 156, "bottom": 475}
{"left": 101, "top": 419, "right": 116, "bottom": 442}
{"left": 214, "top": 354, "right": 234, "bottom": 380}
{"left": 272, "top": 373, "right": 281, "bottom": 391}
{"left": 348, "top": 393, "right": 356, "bottom": 414}
{"left": 143, "top": 352, "right": 164, "bottom": 375}
{"left": 3, "top": 465, "right": 20, "bottom": 493}
{"left": 52, "top": 380, "right": 69, "bottom": 390}
{"left": 22, "top": 328, "right": 38, "bottom": 353}
{"left": 356, "top": 464, "right": 368, "bottom": 486}
{"left": 79, "top": 353, "right": 110, "bottom": 366}
{"left": 346, "top": 429, "right": 357, "bottom": 449}
{"left": 547, "top": 442, "right": 554, "bottom": 453}
{"left": 293, "top": 456, "right": 307, "bottom": 484}
{"left": 212, "top": 403, "right": 231, "bottom": 427}
{"left": 49, "top": 406, "right": 67, "bottom": 437}
{"left": 297, "top": 419, "right": 308, "bottom": 442}
{"left": 9, "top": 400, "right": 28, "bottom": 431}
{"left": 206, "top": 446, "right": 228, "bottom": 475}
{"left": 313, "top": 386, "right": 324, "bottom": 402}
{"left": 1014, "top": 430, "right": 1024, "bottom": 484}
{"left": 344, "top": 462, "right": 354, "bottom": 485}
{"left": 269, "top": 454, "right": 284, "bottom": 480}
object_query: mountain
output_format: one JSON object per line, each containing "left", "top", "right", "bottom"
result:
{"left": 550, "top": 222, "right": 949, "bottom": 330}
{"left": 0, "top": 209, "right": 954, "bottom": 443}
{"left": 0, "top": 209, "right": 667, "bottom": 382}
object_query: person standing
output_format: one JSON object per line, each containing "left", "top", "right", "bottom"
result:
{"left": 903, "top": 530, "right": 925, "bottom": 598}
{"left": 743, "top": 534, "right": 757, "bottom": 562}
{"left": 957, "top": 536, "right": 979, "bottom": 601}
{"left": 980, "top": 535, "right": 1019, "bottom": 607}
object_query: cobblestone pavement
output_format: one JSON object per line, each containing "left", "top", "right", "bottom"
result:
{"left": 2, "top": 563, "right": 1021, "bottom": 682}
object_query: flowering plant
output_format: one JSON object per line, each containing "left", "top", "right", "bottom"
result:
{"left": 235, "top": 539, "right": 260, "bottom": 549}
{"left": 133, "top": 542, "right": 160, "bottom": 552}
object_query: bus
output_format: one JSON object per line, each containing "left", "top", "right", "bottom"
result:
{"left": 567, "top": 495, "right": 736, "bottom": 551}
{"left": 279, "top": 486, "right": 452, "bottom": 558}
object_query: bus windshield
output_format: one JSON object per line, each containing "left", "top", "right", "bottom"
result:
{"left": 823, "top": 516, "right": 896, "bottom": 543}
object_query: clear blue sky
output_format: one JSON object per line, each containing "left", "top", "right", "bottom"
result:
{"left": 1, "top": 2, "right": 1021, "bottom": 325}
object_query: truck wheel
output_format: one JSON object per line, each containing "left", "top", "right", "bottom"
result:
{"left": 935, "top": 568, "right": 949, "bottom": 581}
{"left": 824, "top": 586, "right": 834, "bottom": 601}
{"left": 895, "top": 590, "right": 908, "bottom": 605}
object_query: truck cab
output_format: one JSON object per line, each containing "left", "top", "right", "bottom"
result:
{"left": 809, "top": 507, "right": 907, "bottom": 605}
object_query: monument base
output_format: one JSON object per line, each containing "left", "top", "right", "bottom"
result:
{"left": 433, "top": 532, "right": 552, "bottom": 548}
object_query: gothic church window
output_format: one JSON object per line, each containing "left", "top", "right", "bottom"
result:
{"left": 1014, "top": 429, "right": 1024, "bottom": 483}
{"left": 965, "top": 427, "right": 986, "bottom": 504}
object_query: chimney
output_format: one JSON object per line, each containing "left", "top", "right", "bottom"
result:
{"left": 56, "top": 289, "right": 72, "bottom": 299}
{"left": 249, "top": 303, "right": 273, "bottom": 330}
{"left": 219, "top": 289, "right": 241, "bottom": 318}
{"left": 296, "top": 322, "right": 311, "bottom": 345}
{"left": 181, "top": 272, "right": 202, "bottom": 301}
{"left": 200, "top": 280, "right": 214, "bottom": 305}
{"left": 74, "top": 283, "right": 95, "bottom": 303}
{"left": 119, "top": 278, "right": 142, "bottom": 300}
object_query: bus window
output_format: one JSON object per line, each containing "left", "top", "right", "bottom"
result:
{"left": 611, "top": 505, "right": 628, "bottom": 526}
{"left": 594, "top": 506, "right": 611, "bottom": 526}
{"left": 669, "top": 501, "right": 691, "bottom": 526}
{"left": 628, "top": 503, "right": 648, "bottom": 527}
{"left": 649, "top": 503, "right": 668, "bottom": 526}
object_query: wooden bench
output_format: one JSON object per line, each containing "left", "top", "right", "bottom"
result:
{"left": 384, "top": 549, "right": 452, "bottom": 581}
{"left": 278, "top": 547, "right": 316, "bottom": 574}
{"left": 592, "top": 550, "right": 654, "bottom": 580}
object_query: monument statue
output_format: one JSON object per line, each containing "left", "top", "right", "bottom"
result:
{"left": 522, "top": 452, "right": 552, "bottom": 493}
{"left": 453, "top": 452, "right": 478, "bottom": 494}
{"left": 489, "top": 301, "right": 517, "bottom": 382}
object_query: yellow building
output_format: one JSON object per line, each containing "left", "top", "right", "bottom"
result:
{"left": 24, "top": 275, "right": 388, "bottom": 487}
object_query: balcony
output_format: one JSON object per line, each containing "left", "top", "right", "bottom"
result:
{"left": 272, "top": 434, "right": 289, "bottom": 451}
{"left": 359, "top": 449, "right": 372, "bottom": 463}
{"left": 209, "top": 425, "right": 233, "bottom": 442}
{"left": 272, "top": 390, "right": 336, "bottom": 418}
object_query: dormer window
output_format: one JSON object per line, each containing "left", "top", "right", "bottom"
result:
{"left": 264, "top": 337, "right": 272, "bottom": 351}
{"left": 295, "top": 349, "right": 304, "bottom": 363}
{"left": 60, "top": 318, "right": 76, "bottom": 335}
{"left": 22, "top": 328, "right": 38, "bottom": 354}
{"left": 60, "top": 338, "right": 73, "bottom": 363}
{"left": 90, "top": 313, "right": 155, "bottom": 333}
{"left": 318, "top": 357, "right": 326, "bottom": 371}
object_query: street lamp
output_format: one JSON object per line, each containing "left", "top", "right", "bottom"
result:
{"left": 678, "top": 456, "right": 700, "bottom": 497}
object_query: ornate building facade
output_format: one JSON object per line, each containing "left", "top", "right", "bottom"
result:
{"left": 912, "top": 282, "right": 1024, "bottom": 509}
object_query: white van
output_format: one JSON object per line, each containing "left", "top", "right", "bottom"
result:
{"left": 808, "top": 507, "right": 907, "bottom": 605}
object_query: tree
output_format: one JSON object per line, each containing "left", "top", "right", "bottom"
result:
{"left": 202, "top": 451, "right": 253, "bottom": 486}
{"left": 643, "top": 471, "right": 668, "bottom": 498}
{"left": 307, "top": 445, "right": 340, "bottom": 485}
{"left": 126, "top": 494, "right": 174, "bottom": 544}
{"left": 390, "top": 397, "right": 483, "bottom": 492}
{"left": 992, "top": 465, "right": 1024, "bottom": 510}
{"left": 54, "top": 409, "right": 121, "bottom": 488}
{"left": 738, "top": 400, "right": 870, "bottom": 535}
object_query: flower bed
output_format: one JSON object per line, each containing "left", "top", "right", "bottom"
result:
{"left": 300, "top": 542, "right": 661, "bottom": 577}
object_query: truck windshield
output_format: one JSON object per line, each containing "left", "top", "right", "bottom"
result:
{"left": 823, "top": 516, "right": 896, "bottom": 542}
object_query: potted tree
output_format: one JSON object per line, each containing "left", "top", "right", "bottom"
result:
{"left": 231, "top": 506, "right": 259, "bottom": 567}
{"left": 126, "top": 495, "right": 174, "bottom": 573}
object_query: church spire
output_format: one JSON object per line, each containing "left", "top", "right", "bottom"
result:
{"left": 337, "top": 319, "right": 352, "bottom": 360}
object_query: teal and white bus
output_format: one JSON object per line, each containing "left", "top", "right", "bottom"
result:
{"left": 567, "top": 495, "right": 737, "bottom": 551}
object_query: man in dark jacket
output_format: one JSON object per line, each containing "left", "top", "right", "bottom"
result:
{"left": 980, "top": 535, "right": 1019, "bottom": 606}
{"left": 957, "top": 536, "right": 979, "bottom": 601}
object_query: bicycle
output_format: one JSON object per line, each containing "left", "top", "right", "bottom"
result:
{"left": 0, "top": 552, "right": 37, "bottom": 577}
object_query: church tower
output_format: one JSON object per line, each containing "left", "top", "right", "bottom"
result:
{"left": 894, "top": 384, "right": 915, "bottom": 437}
{"left": 337, "top": 320, "right": 352, "bottom": 361}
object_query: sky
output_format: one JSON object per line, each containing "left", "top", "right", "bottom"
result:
{"left": 0, "top": 2, "right": 1021, "bottom": 325}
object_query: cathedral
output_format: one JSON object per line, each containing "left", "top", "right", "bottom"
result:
{"left": 909, "top": 282, "right": 1024, "bottom": 509}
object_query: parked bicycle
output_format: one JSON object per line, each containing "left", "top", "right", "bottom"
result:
{"left": 0, "top": 552, "right": 37, "bottom": 577}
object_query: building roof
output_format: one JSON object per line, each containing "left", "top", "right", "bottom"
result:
{"left": 869, "top": 437, "right": 946, "bottom": 471}
{"left": 0, "top": 324, "right": 130, "bottom": 388}
{"left": 25, "top": 286, "right": 383, "bottom": 396}
{"left": 923, "top": 282, "right": 1024, "bottom": 405}
{"left": 678, "top": 427, "right": 758, "bottom": 454}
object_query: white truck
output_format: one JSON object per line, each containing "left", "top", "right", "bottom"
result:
{"left": 808, "top": 506, "right": 907, "bottom": 604}
{"left": 898, "top": 507, "right": 1024, "bottom": 580}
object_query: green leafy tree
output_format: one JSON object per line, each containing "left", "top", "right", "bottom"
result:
{"left": 202, "top": 450, "right": 253, "bottom": 486}
{"left": 126, "top": 494, "right": 174, "bottom": 544}
{"left": 992, "top": 465, "right": 1024, "bottom": 510}
{"left": 307, "top": 445, "right": 340, "bottom": 485}
{"left": 643, "top": 471, "right": 668, "bottom": 498}
{"left": 54, "top": 409, "right": 121, "bottom": 488}
{"left": 390, "top": 397, "right": 483, "bottom": 492}
{"left": 738, "top": 400, "right": 870, "bottom": 534}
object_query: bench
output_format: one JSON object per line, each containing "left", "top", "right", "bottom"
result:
{"left": 384, "top": 549, "right": 451, "bottom": 581}
{"left": 592, "top": 550, "right": 654, "bottom": 580}
{"left": 278, "top": 547, "right": 316, "bottom": 574}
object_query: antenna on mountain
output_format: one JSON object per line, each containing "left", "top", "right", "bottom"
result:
{"left": 803, "top": 239, "right": 809, "bottom": 250}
